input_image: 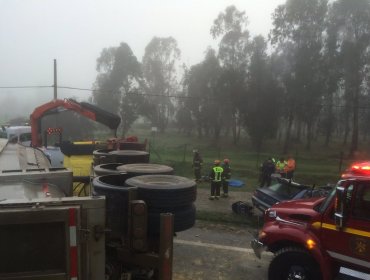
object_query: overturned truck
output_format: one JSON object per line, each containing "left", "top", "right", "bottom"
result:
{"left": 0, "top": 139, "right": 196, "bottom": 280}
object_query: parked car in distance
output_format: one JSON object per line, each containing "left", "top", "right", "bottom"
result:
{"left": 251, "top": 176, "right": 333, "bottom": 212}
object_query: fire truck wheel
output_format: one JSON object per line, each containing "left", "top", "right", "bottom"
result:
{"left": 125, "top": 175, "right": 196, "bottom": 208}
{"left": 117, "top": 163, "right": 174, "bottom": 176}
{"left": 268, "top": 247, "right": 322, "bottom": 280}
{"left": 147, "top": 204, "right": 196, "bottom": 235}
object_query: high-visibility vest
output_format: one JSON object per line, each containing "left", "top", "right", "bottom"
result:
{"left": 212, "top": 166, "right": 224, "bottom": 182}
{"left": 276, "top": 161, "right": 287, "bottom": 172}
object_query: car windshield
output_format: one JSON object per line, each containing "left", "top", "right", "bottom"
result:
{"left": 318, "top": 186, "right": 336, "bottom": 213}
{"left": 268, "top": 179, "right": 305, "bottom": 199}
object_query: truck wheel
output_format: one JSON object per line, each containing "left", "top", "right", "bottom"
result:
{"left": 110, "top": 150, "right": 150, "bottom": 164}
{"left": 94, "top": 163, "right": 126, "bottom": 176}
{"left": 268, "top": 247, "right": 321, "bottom": 280}
{"left": 148, "top": 204, "right": 196, "bottom": 235}
{"left": 125, "top": 175, "right": 196, "bottom": 208}
{"left": 93, "top": 174, "right": 137, "bottom": 240}
{"left": 117, "top": 163, "right": 174, "bottom": 177}
{"left": 93, "top": 149, "right": 116, "bottom": 165}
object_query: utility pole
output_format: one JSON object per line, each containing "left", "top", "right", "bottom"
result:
{"left": 53, "top": 59, "right": 57, "bottom": 100}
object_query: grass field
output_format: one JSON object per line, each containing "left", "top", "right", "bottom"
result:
{"left": 125, "top": 125, "right": 369, "bottom": 193}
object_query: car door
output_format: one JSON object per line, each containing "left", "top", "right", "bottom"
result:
{"left": 321, "top": 181, "right": 370, "bottom": 272}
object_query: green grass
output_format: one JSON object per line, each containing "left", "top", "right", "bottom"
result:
{"left": 125, "top": 126, "right": 362, "bottom": 189}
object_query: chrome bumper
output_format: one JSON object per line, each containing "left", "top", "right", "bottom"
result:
{"left": 250, "top": 239, "right": 266, "bottom": 259}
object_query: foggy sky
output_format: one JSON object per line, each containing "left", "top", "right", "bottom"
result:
{"left": 0, "top": 0, "right": 285, "bottom": 120}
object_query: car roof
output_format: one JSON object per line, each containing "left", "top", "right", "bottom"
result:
{"left": 274, "top": 176, "right": 310, "bottom": 188}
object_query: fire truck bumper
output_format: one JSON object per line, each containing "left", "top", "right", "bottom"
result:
{"left": 250, "top": 239, "right": 266, "bottom": 259}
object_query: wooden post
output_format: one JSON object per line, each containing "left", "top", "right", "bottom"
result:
{"left": 53, "top": 59, "right": 57, "bottom": 100}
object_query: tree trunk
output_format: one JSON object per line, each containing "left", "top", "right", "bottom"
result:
{"left": 350, "top": 85, "right": 360, "bottom": 156}
{"left": 283, "top": 112, "right": 294, "bottom": 154}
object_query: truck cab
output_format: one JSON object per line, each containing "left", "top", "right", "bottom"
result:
{"left": 251, "top": 162, "right": 370, "bottom": 280}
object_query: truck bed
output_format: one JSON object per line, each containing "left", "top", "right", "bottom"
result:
{"left": 0, "top": 139, "right": 51, "bottom": 170}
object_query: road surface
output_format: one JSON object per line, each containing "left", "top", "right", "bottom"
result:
{"left": 173, "top": 220, "right": 272, "bottom": 280}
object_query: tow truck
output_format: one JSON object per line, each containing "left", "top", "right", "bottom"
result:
{"left": 251, "top": 162, "right": 370, "bottom": 280}
{"left": 29, "top": 98, "right": 147, "bottom": 177}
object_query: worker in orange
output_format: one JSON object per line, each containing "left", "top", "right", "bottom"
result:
{"left": 285, "top": 156, "right": 296, "bottom": 180}
{"left": 209, "top": 159, "right": 223, "bottom": 200}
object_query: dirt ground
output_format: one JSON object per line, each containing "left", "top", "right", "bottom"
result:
{"left": 194, "top": 186, "right": 256, "bottom": 215}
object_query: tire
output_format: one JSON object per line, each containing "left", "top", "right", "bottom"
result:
{"left": 148, "top": 204, "right": 196, "bottom": 235}
{"left": 119, "top": 142, "right": 146, "bottom": 151}
{"left": 110, "top": 150, "right": 150, "bottom": 164}
{"left": 94, "top": 163, "right": 127, "bottom": 176}
{"left": 268, "top": 247, "right": 322, "bottom": 280}
{"left": 92, "top": 174, "right": 137, "bottom": 240}
{"left": 117, "top": 163, "right": 174, "bottom": 177}
{"left": 93, "top": 149, "right": 116, "bottom": 165}
{"left": 125, "top": 175, "right": 197, "bottom": 208}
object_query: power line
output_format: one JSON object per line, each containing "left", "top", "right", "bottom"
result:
{"left": 0, "top": 86, "right": 52, "bottom": 89}
{"left": 1, "top": 85, "right": 370, "bottom": 108}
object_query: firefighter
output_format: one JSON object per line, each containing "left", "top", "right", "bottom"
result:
{"left": 192, "top": 149, "right": 203, "bottom": 182}
{"left": 285, "top": 156, "right": 296, "bottom": 180}
{"left": 275, "top": 157, "right": 287, "bottom": 178}
{"left": 260, "top": 157, "right": 275, "bottom": 187}
{"left": 209, "top": 159, "right": 223, "bottom": 200}
{"left": 221, "top": 158, "right": 231, "bottom": 197}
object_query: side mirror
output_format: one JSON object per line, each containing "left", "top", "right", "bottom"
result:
{"left": 334, "top": 186, "right": 347, "bottom": 229}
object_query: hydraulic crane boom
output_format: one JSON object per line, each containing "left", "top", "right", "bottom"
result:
{"left": 30, "top": 98, "right": 121, "bottom": 147}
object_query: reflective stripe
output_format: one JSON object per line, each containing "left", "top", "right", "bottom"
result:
{"left": 328, "top": 250, "right": 370, "bottom": 269}
{"left": 312, "top": 222, "right": 370, "bottom": 238}
{"left": 69, "top": 208, "right": 78, "bottom": 279}
{"left": 340, "top": 267, "right": 370, "bottom": 280}
{"left": 213, "top": 167, "right": 223, "bottom": 182}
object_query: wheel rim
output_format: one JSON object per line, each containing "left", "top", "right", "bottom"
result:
{"left": 286, "top": 265, "right": 309, "bottom": 280}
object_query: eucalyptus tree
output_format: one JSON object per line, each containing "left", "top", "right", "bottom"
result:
{"left": 210, "top": 5, "right": 250, "bottom": 144}
{"left": 321, "top": 7, "right": 342, "bottom": 147}
{"left": 93, "top": 42, "right": 144, "bottom": 136}
{"left": 243, "top": 36, "right": 281, "bottom": 151}
{"left": 184, "top": 48, "right": 223, "bottom": 138}
{"left": 142, "top": 37, "right": 181, "bottom": 132}
{"left": 270, "top": 0, "right": 328, "bottom": 151}
{"left": 327, "top": 0, "right": 370, "bottom": 154}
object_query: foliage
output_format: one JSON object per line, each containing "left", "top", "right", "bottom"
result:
{"left": 88, "top": 0, "right": 370, "bottom": 157}
{"left": 142, "top": 37, "right": 181, "bottom": 132}
{"left": 211, "top": 6, "right": 250, "bottom": 143}
{"left": 242, "top": 36, "right": 281, "bottom": 151}
{"left": 270, "top": 0, "right": 328, "bottom": 151}
{"left": 93, "top": 42, "right": 144, "bottom": 136}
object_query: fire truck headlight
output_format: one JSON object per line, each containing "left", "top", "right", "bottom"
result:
{"left": 306, "top": 239, "right": 316, "bottom": 250}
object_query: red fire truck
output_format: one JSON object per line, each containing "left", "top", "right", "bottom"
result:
{"left": 251, "top": 162, "right": 370, "bottom": 280}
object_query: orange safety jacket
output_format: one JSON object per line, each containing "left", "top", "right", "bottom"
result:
{"left": 285, "top": 158, "right": 296, "bottom": 172}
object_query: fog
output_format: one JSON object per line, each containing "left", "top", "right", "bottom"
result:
{"left": 0, "top": 0, "right": 285, "bottom": 121}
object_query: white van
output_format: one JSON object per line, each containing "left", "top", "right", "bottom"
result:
{"left": 1, "top": 126, "right": 32, "bottom": 146}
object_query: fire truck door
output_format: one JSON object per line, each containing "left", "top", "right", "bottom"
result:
{"left": 321, "top": 182, "right": 370, "bottom": 272}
